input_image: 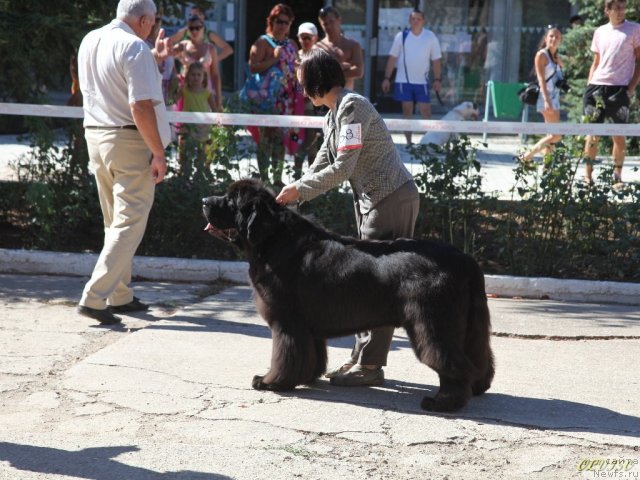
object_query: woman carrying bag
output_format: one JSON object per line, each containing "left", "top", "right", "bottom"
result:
{"left": 520, "top": 26, "right": 567, "bottom": 163}
{"left": 245, "top": 3, "right": 305, "bottom": 186}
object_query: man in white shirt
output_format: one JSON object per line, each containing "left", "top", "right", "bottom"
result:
{"left": 77, "top": 0, "right": 172, "bottom": 325}
{"left": 382, "top": 9, "right": 442, "bottom": 145}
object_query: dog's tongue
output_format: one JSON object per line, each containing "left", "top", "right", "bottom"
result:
{"left": 204, "top": 223, "right": 215, "bottom": 232}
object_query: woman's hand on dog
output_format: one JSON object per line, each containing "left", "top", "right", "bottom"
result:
{"left": 276, "top": 184, "right": 300, "bottom": 205}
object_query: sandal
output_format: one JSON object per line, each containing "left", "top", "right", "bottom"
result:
{"left": 329, "top": 365, "right": 384, "bottom": 386}
{"left": 613, "top": 171, "right": 623, "bottom": 185}
{"left": 324, "top": 362, "right": 354, "bottom": 379}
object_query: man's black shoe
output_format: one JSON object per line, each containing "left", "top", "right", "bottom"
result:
{"left": 77, "top": 305, "right": 122, "bottom": 325}
{"left": 110, "top": 297, "right": 149, "bottom": 313}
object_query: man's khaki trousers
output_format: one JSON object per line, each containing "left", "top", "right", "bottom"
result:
{"left": 80, "top": 129, "right": 154, "bottom": 310}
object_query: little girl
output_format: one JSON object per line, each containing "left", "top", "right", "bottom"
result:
{"left": 175, "top": 61, "right": 218, "bottom": 172}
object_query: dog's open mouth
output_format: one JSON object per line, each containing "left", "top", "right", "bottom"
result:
{"left": 204, "top": 223, "right": 239, "bottom": 242}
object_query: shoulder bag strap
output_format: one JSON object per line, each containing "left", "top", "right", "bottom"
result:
{"left": 402, "top": 29, "right": 410, "bottom": 83}
{"left": 542, "top": 49, "right": 557, "bottom": 84}
{"left": 262, "top": 34, "right": 280, "bottom": 49}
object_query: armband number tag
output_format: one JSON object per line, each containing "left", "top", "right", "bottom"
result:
{"left": 337, "top": 123, "right": 362, "bottom": 152}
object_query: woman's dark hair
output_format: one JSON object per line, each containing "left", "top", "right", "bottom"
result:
{"left": 188, "top": 14, "right": 202, "bottom": 25}
{"left": 537, "top": 26, "right": 561, "bottom": 63}
{"left": 298, "top": 49, "right": 345, "bottom": 98}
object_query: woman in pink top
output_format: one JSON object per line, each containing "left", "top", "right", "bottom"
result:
{"left": 174, "top": 15, "right": 221, "bottom": 111}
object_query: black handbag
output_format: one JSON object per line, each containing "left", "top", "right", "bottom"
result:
{"left": 518, "top": 53, "right": 557, "bottom": 105}
{"left": 518, "top": 82, "right": 541, "bottom": 105}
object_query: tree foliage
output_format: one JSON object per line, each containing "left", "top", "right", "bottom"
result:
{"left": 0, "top": 0, "right": 212, "bottom": 103}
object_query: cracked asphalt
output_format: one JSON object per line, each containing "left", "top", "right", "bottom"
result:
{"left": 0, "top": 273, "right": 639, "bottom": 479}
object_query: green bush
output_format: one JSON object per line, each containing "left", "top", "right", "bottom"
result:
{"left": 2, "top": 125, "right": 639, "bottom": 283}
{"left": 494, "top": 138, "right": 640, "bottom": 279}
{"left": 409, "top": 136, "right": 496, "bottom": 257}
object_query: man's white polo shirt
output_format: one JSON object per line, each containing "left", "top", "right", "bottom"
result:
{"left": 78, "top": 19, "right": 171, "bottom": 147}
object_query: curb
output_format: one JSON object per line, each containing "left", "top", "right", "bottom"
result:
{"left": 0, "top": 248, "right": 249, "bottom": 285}
{"left": 1, "top": 248, "right": 639, "bottom": 306}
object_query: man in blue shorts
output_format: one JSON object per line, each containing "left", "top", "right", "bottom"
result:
{"left": 382, "top": 9, "right": 442, "bottom": 145}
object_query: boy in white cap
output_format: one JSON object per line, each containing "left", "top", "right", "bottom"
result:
{"left": 294, "top": 21, "right": 321, "bottom": 178}
{"left": 297, "top": 22, "right": 318, "bottom": 55}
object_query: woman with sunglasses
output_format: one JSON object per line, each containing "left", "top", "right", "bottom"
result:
{"left": 174, "top": 15, "right": 221, "bottom": 112}
{"left": 169, "top": 6, "right": 233, "bottom": 63}
{"left": 520, "top": 25, "right": 565, "bottom": 163}
{"left": 247, "top": 3, "right": 304, "bottom": 185}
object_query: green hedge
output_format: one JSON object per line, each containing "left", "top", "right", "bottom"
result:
{"left": 1, "top": 120, "right": 638, "bottom": 282}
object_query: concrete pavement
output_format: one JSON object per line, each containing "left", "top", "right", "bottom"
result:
{"left": 1, "top": 130, "right": 639, "bottom": 478}
{"left": 0, "top": 272, "right": 638, "bottom": 479}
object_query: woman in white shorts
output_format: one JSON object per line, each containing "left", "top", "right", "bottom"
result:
{"left": 521, "top": 26, "right": 565, "bottom": 162}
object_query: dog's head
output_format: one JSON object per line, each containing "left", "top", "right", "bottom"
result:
{"left": 202, "top": 179, "right": 282, "bottom": 248}
{"left": 452, "top": 101, "right": 480, "bottom": 121}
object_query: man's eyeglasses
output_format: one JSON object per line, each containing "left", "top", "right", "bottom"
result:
{"left": 274, "top": 18, "right": 291, "bottom": 26}
{"left": 189, "top": 25, "right": 204, "bottom": 31}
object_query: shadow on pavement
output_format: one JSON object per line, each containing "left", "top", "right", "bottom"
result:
{"left": 0, "top": 443, "right": 231, "bottom": 479}
{"left": 281, "top": 379, "right": 640, "bottom": 439}
{"left": 0, "top": 274, "right": 86, "bottom": 302}
{"left": 106, "top": 307, "right": 414, "bottom": 351}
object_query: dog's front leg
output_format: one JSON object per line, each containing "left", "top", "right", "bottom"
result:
{"left": 252, "top": 326, "right": 317, "bottom": 391}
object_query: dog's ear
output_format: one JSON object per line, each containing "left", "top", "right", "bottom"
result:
{"left": 244, "top": 201, "right": 279, "bottom": 246}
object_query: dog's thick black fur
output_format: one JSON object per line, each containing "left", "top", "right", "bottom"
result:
{"left": 202, "top": 179, "right": 494, "bottom": 412}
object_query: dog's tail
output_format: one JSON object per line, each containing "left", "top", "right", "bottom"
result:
{"left": 465, "top": 261, "right": 495, "bottom": 395}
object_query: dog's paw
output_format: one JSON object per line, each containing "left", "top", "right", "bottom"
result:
{"left": 420, "top": 396, "right": 437, "bottom": 411}
{"left": 252, "top": 375, "right": 268, "bottom": 390}
{"left": 252, "top": 374, "right": 294, "bottom": 391}
{"left": 421, "top": 392, "right": 469, "bottom": 412}
{"left": 251, "top": 375, "right": 282, "bottom": 391}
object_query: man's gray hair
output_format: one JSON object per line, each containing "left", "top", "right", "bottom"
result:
{"left": 116, "top": 0, "right": 156, "bottom": 20}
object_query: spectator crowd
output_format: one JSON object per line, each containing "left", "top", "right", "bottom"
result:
{"left": 82, "top": 1, "right": 640, "bottom": 188}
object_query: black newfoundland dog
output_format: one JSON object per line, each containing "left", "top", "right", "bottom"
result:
{"left": 202, "top": 179, "right": 494, "bottom": 412}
